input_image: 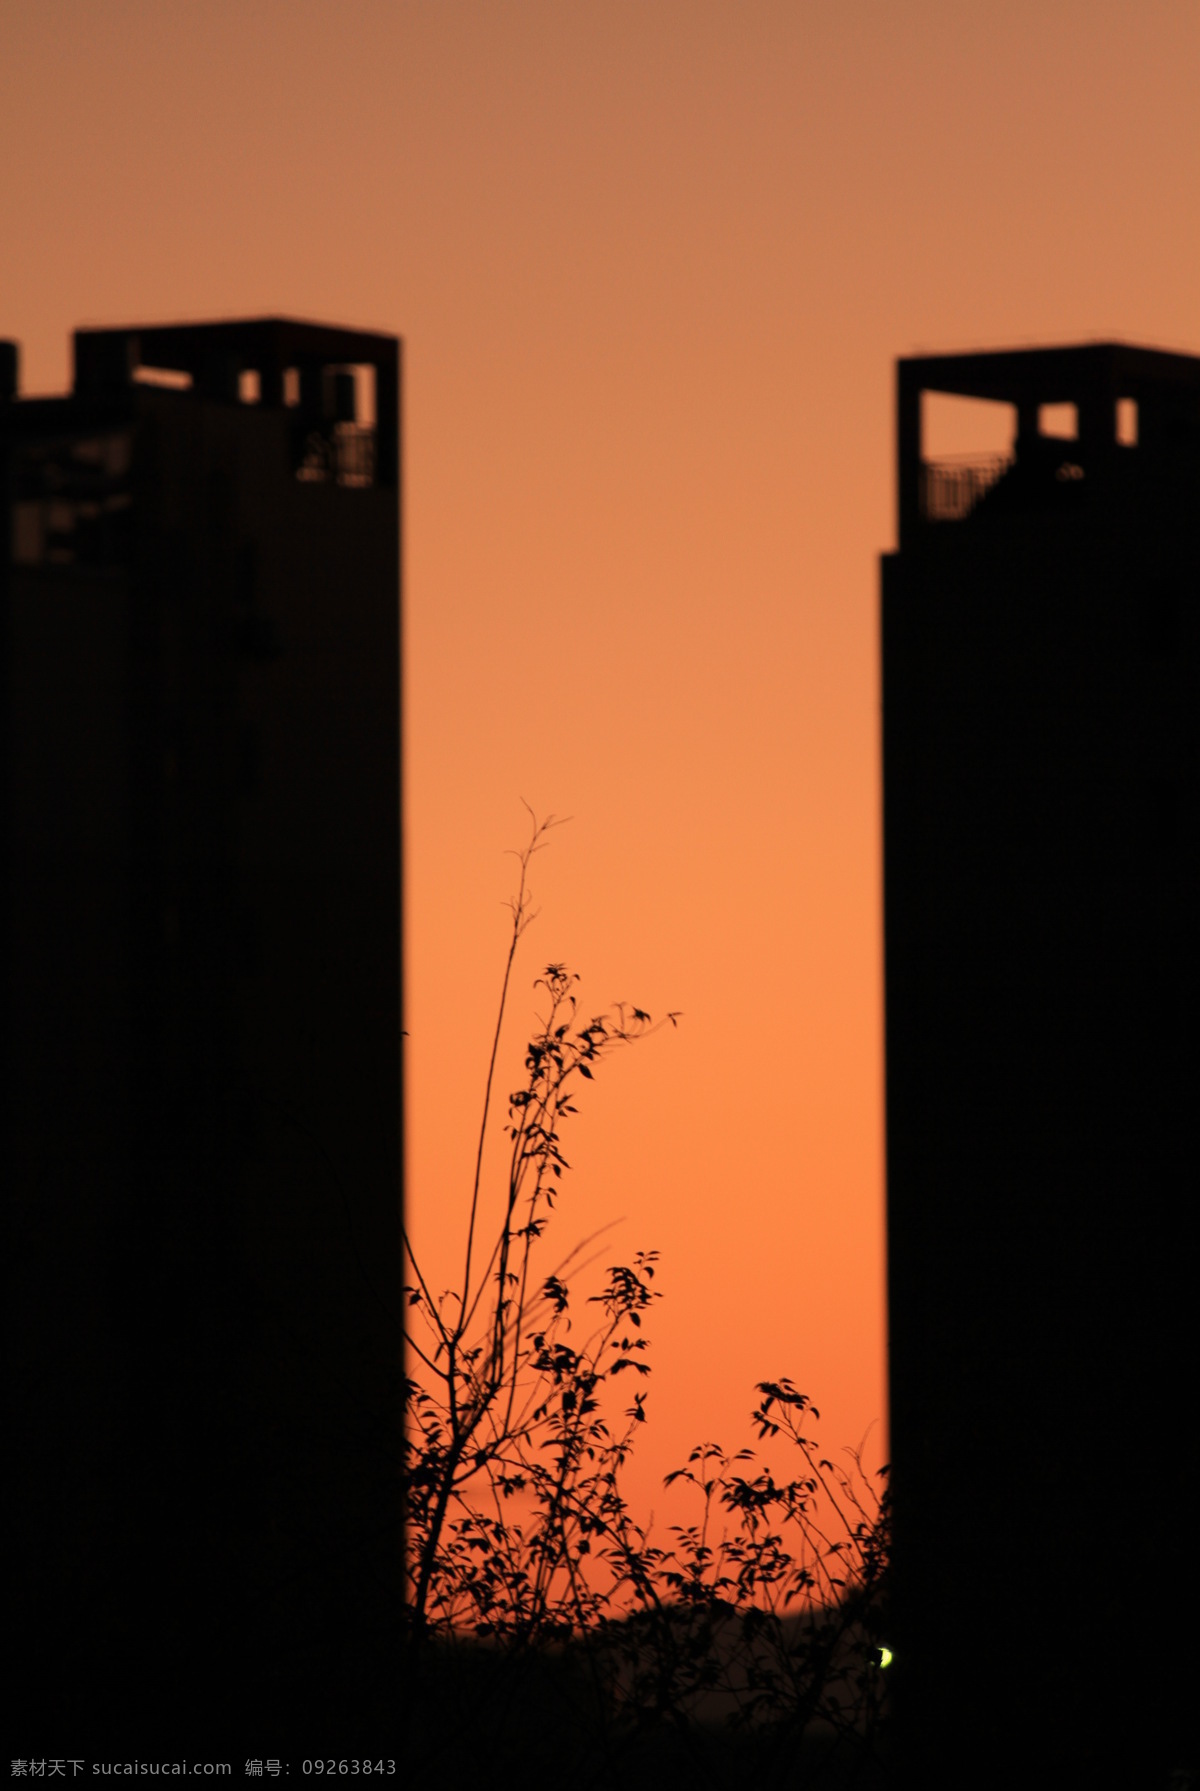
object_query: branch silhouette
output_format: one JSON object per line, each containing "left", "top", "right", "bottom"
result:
{"left": 402, "top": 813, "right": 890, "bottom": 1785}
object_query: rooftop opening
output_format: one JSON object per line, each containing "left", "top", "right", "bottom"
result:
{"left": 919, "top": 392, "right": 1015, "bottom": 523}
{"left": 133, "top": 365, "right": 193, "bottom": 392}
{"left": 1038, "top": 402, "right": 1078, "bottom": 441}
{"left": 292, "top": 362, "right": 378, "bottom": 487}
{"left": 345, "top": 363, "right": 377, "bottom": 428}
{"left": 922, "top": 391, "right": 1016, "bottom": 461}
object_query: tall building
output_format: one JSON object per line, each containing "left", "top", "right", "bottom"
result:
{"left": 3, "top": 319, "right": 402, "bottom": 1742}
{"left": 882, "top": 343, "right": 1199, "bottom": 1789}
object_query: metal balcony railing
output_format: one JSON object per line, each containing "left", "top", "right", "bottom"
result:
{"left": 294, "top": 423, "right": 376, "bottom": 488}
{"left": 920, "top": 453, "right": 1012, "bottom": 522}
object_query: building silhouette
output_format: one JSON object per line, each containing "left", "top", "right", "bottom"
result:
{"left": 882, "top": 343, "right": 1199, "bottom": 1788}
{"left": 3, "top": 319, "right": 402, "bottom": 1743}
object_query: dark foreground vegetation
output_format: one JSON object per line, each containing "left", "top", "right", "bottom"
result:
{"left": 401, "top": 817, "right": 892, "bottom": 1785}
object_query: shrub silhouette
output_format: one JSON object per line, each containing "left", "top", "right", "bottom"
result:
{"left": 402, "top": 814, "right": 891, "bottom": 1785}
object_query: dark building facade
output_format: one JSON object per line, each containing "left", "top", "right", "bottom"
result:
{"left": 3, "top": 319, "right": 402, "bottom": 1743}
{"left": 882, "top": 343, "right": 1199, "bottom": 1788}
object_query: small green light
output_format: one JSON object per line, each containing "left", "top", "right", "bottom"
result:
{"left": 878, "top": 1645, "right": 893, "bottom": 1669}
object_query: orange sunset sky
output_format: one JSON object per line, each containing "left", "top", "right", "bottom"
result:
{"left": 5, "top": 1, "right": 1198, "bottom": 1535}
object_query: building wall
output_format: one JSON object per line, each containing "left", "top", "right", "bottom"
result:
{"left": 882, "top": 352, "right": 1199, "bottom": 1788}
{"left": 4, "top": 330, "right": 402, "bottom": 1743}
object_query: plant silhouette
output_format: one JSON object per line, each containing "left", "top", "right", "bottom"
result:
{"left": 402, "top": 814, "right": 891, "bottom": 1786}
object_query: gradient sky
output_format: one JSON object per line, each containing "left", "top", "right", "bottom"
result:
{"left": 5, "top": 0, "right": 1197, "bottom": 1536}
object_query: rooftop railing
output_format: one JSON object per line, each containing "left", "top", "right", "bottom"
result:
{"left": 294, "top": 422, "right": 376, "bottom": 488}
{"left": 920, "top": 452, "right": 1012, "bottom": 523}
